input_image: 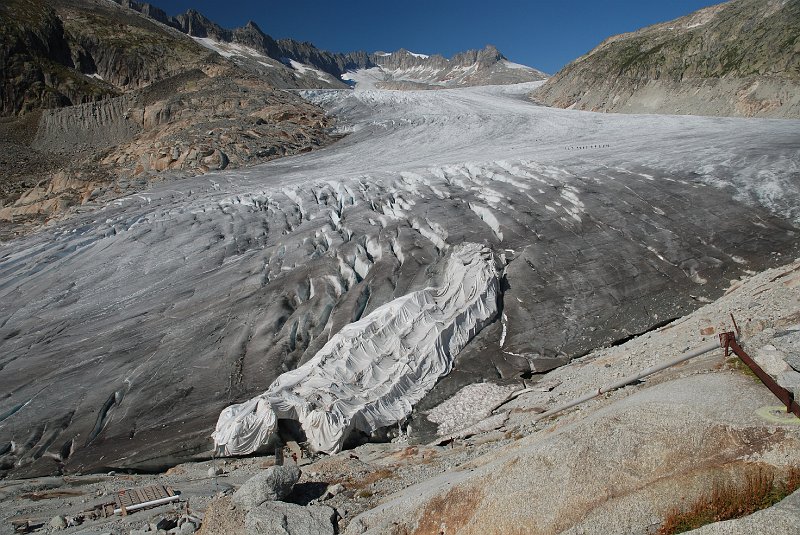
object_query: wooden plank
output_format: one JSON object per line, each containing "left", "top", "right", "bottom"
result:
{"left": 107, "top": 485, "right": 180, "bottom": 515}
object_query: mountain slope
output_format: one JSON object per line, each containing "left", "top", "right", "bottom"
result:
{"left": 533, "top": 0, "right": 800, "bottom": 118}
{"left": 0, "top": 0, "right": 335, "bottom": 237}
{"left": 0, "top": 0, "right": 137, "bottom": 116}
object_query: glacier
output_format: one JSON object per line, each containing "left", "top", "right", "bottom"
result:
{"left": 0, "top": 82, "right": 798, "bottom": 475}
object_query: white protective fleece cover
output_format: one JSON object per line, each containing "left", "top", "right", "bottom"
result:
{"left": 213, "top": 243, "right": 499, "bottom": 454}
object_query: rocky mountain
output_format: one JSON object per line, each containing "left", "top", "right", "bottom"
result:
{"left": 344, "top": 46, "right": 547, "bottom": 90}
{"left": 533, "top": 0, "right": 800, "bottom": 118}
{"left": 114, "top": 0, "right": 546, "bottom": 89}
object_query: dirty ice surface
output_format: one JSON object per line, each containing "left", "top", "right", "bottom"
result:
{"left": 1, "top": 82, "right": 799, "bottom": 475}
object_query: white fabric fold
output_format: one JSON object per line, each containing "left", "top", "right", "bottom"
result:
{"left": 213, "top": 243, "right": 499, "bottom": 455}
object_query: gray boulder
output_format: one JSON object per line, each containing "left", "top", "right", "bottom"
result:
{"left": 245, "top": 502, "right": 336, "bottom": 535}
{"left": 232, "top": 464, "right": 301, "bottom": 509}
{"left": 323, "top": 483, "right": 345, "bottom": 500}
{"left": 49, "top": 516, "right": 67, "bottom": 529}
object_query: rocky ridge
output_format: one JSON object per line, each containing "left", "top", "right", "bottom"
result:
{"left": 346, "top": 46, "right": 547, "bottom": 90}
{"left": 533, "top": 0, "right": 800, "bottom": 118}
{"left": 114, "top": 0, "right": 546, "bottom": 89}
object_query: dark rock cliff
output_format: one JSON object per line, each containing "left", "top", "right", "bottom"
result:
{"left": 0, "top": 0, "right": 118, "bottom": 116}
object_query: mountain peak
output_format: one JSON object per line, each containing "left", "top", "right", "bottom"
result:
{"left": 244, "top": 20, "right": 262, "bottom": 32}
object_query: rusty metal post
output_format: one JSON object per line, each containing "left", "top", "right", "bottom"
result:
{"left": 720, "top": 332, "right": 800, "bottom": 418}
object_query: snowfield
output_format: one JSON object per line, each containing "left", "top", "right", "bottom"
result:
{"left": 0, "top": 83, "right": 798, "bottom": 474}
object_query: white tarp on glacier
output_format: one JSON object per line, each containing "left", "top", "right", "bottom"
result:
{"left": 213, "top": 243, "right": 499, "bottom": 455}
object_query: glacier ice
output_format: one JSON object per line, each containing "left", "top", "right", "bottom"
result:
{"left": 1, "top": 82, "right": 799, "bottom": 475}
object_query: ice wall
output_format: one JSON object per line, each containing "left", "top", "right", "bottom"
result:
{"left": 213, "top": 243, "right": 499, "bottom": 454}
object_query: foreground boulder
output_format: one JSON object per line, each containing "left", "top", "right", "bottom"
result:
{"left": 232, "top": 465, "right": 301, "bottom": 509}
{"left": 245, "top": 502, "right": 337, "bottom": 535}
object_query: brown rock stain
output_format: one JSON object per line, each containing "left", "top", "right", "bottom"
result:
{"left": 196, "top": 496, "right": 245, "bottom": 535}
{"left": 412, "top": 484, "right": 484, "bottom": 535}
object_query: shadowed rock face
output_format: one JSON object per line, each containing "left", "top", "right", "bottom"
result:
{"left": 0, "top": 83, "right": 798, "bottom": 477}
{"left": 533, "top": 0, "right": 800, "bottom": 118}
{"left": 0, "top": 0, "right": 119, "bottom": 116}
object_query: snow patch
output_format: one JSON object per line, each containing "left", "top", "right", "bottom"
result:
{"left": 289, "top": 59, "right": 333, "bottom": 83}
{"left": 193, "top": 37, "right": 269, "bottom": 61}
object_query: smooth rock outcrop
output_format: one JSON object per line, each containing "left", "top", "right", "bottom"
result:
{"left": 245, "top": 502, "right": 336, "bottom": 535}
{"left": 344, "top": 374, "right": 800, "bottom": 534}
{"left": 231, "top": 465, "right": 302, "bottom": 509}
{"left": 754, "top": 342, "right": 800, "bottom": 398}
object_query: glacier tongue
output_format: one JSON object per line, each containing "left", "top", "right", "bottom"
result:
{"left": 213, "top": 243, "right": 499, "bottom": 455}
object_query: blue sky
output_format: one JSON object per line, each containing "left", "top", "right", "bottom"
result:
{"left": 156, "top": 0, "right": 722, "bottom": 74}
